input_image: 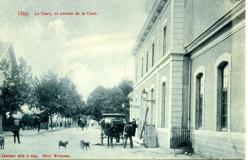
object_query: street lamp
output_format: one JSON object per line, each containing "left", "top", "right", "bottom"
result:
{"left": 122, "top": 103, "right": 128, "bottom": 121}
{"left": 142, "top": 90, "right": 148, "bottom": 100}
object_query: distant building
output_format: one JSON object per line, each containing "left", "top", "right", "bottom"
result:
{"left": 0, "top": 41, "right": 17, "bottom": 133}
{"left": 129, "top": 0, "right": 245, "bottom": 158}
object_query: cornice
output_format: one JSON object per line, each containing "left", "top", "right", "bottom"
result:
{"left": 132, "top": 0, "right": 167, "bottom": 56}
{"left": 184, "top": 0, "right": 245, "bottom": 54}
{"left": 133, "top": 53, "right": 171, "bottom": 89}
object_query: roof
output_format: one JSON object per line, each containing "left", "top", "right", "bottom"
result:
{"left": 102, "top": 113, "right": 126, "bottom": 117}
{"left": 132, "top": 0, "right": 167, "bottom": 55}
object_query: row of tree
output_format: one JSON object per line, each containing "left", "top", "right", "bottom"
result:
{"left": 0, "top": 58, "right": 86, "bottom": 130}
{"left": 0, "top": 56, "right": 134, "bottom": 131}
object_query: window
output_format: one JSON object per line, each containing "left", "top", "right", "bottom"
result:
{"left": 146, "top": 52, "right": 148, "bottom": 73}
{"left": 152, "top": 43, "right": 155, "bottom": 67}
{"left": 195, "top": 73, "right": 203, "bottom": 129}
{"left": 217, "top": 62, "right": 229, "bottom": 130}
{"left": 161, "top": 82, "right": 166, "bottom": 128}
{"left": 141, "top": 58, "right": 144, "bottom": 77}
{"left": 221, "top": 63, "right": 229, "bottom": 129}
{"left": 163, "top": 26, "right": 167, "bottom": 56}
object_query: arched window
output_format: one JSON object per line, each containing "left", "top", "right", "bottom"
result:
{"left": 217, "top": 62, "right": 229, "bottom": 130}
{"left": 195, "top": 73, "right": 204, "bottom": 129}
{"left": 161, "top": 82, "right": 166, "bottom": 128}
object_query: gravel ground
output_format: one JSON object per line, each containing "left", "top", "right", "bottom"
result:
{"left": 0, "top": 127, "right": 204, "bottom": 159}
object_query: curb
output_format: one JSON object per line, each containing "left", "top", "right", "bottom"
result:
{"left": 0, "top": 128, "right": 64, "bottom": 137}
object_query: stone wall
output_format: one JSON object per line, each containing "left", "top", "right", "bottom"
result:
{"left": 193, "top": 130, "right": 245, "bottom": 159}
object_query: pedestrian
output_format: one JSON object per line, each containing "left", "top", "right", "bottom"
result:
{"left": 131, "top": 119, "right": 138, "bottom": 137}
{"left": 12, "top": 120, "right": 21, "bottom": 144}
{"left": 124, "top": 122, "right": 133, "bottom": 148}
{"left": 78, "top": 119, "right": 81, "bottom": 128}
{"left": 37, "top": 118, "right": 41, "bottom": 132}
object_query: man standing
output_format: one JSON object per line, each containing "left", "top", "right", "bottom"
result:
{"left": 35, "top": 117, "right": 41, "bottom": 132}
{"left": 131, "top": 119, "right": 138, "bottom": 137}
{"left": 12, "top": 120, "right": 21, "bottom": 144}
{"left": 37, "top": 118, "right": 41, "bottom": 132}
{"left": 124, "top": 122, "right": 133, "bottom": 148}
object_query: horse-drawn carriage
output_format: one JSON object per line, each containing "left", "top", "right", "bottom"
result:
{"left": 100, "top": 113, "right": 126, "bottom": 147}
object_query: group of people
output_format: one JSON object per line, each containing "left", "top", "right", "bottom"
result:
{"left": 10, "top": 118, "right": 139, "bottom": 148}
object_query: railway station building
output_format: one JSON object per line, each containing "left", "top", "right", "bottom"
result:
{"left": 129, "top": 0, "right": 245, "bottom": 158}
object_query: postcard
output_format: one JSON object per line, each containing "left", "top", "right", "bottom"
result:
{"left": 0, "top": 0, "right": 246, "bottom": 159}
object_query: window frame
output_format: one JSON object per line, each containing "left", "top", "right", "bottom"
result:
{"left": 161, "top": 81, "right": 166, "bottom": 128}
{"left": 214, "top": 53, "right": 231, "bottom": 132}
{"left": 217, "top": 62, "right": 229, "bottom": 131}
{"left": 195, "top": 73, "right": 204, "bottom": 129}
{"left": 163, "top": 26, "right": 167, "bottom": 56}
{"left": 193, "top": 66, "right": 205, "bottom": 130}
{"left": 152, "top": 43, "right": 155, "bottom": 67}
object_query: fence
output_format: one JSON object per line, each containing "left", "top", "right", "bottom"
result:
{"left": 170, "top": 127, "right": 193, "bottom": 151}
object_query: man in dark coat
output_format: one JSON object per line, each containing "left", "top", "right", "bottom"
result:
{"left": 35, "top": 117, "right": 41, "bottom": 132}
{"left": 12, "top": 120, "right": 21, "bottom": 144}
{"left": 124, "top": 122, "right": 133, "bottom": 148}
{"left": 131, "top": 119, "right": 138, "bottom": 137}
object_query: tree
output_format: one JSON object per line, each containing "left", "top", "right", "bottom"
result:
{"left": 86, "top": 86, "right": 108, "bottom": 121}
{"left": 35, "top": 71, "right": 62, "bottom": 129}
{"left": 35, "top": 73, "right": 86, "bottom": 128}
{"left": 86, "top": 79, "right": 133, "bottom": 121}
{"left": 59, "top": 77, "right": 86, "bottom": 121}
{"left": 117, "top": 79, "right": 133, "bottom": 120}
{"left": 118, "top": 79, "right": 133, "bottom": 96}
{"left": 0, "top": 57, "right": 35, "bottom": 131}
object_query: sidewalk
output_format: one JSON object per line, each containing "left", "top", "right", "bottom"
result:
{"left": 0, "top": 127, "right": 64, "bottom": 137}
{"left": 132, "top": 136, "right": 144, "bottom": 146}
{"left": 132, "top": 136, "right": 201, "bottom": 159}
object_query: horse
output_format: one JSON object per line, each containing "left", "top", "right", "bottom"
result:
{"left": 101, "top": 121, "right": 120, "bottom": 148}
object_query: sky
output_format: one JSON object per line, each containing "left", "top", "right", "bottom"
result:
{"left": 0, "top": 0, "right": 154, "bottom": 99}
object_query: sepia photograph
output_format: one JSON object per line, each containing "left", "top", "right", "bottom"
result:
{"left": 0, "top": 0, "right": 246, "bottom": 159}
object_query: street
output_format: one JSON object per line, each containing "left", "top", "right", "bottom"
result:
{"left": 0, "top": 127, "right": 201, "bottom": 159}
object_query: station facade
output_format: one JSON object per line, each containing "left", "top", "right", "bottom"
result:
{"left": 129, "top": 0, "right": 245, "bottom": 158}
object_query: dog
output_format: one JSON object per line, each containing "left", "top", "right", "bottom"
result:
{"left": 80, "top": 140, "right": 90, "bottom": 150}
{"left": 0, "top": 137, "right": 4, "bottom": 149}
{"left": 58, "top": 140, "right": 68, "bottom": 149}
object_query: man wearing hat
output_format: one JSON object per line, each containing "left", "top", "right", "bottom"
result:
{"left": 131, "top": 119, "right": 138, "bottom": 137}
{"left": 12, "top": 120, "right": 21, "bottom": 144}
